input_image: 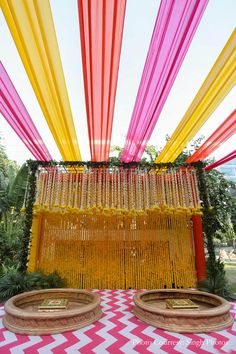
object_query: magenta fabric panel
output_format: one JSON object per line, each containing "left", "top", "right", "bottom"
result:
{"left": 121, "top": 0, "right": 208, "bottom": 162}
{"left": 0, "top": 62, "right": 52, "bottom": 161}
{"left": 205, "top": 150, "right": 236, "bottom": 171}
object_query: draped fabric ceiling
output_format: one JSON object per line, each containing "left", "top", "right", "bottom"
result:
{"left": 205, "top": 149, "right": 236, "bottom": 171}
{"left": 121, "top": 0, "right": 208, "bottom": 162}
{"left": 187, "top": 110, "right": 236, "bottom": 163}
{"left": 78, "top": 0, "right": 126, "bottom": 161}
{"left": 155, "top": 29, "right": 236, "bottom": 163}
{"left": 0, "top": 61, "right": 52, "bottom": 161}
{"left": 1, "top": 0, "right": 81, "bottom": 161}
{"left": 1, "top": 0, "right": 235, "bottom": 169}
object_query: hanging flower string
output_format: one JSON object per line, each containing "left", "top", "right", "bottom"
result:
{"left": 32, "top": 164, "right": 201, "bottom": 216}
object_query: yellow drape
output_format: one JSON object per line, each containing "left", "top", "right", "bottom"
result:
{"left": 156, "top": 29, "right": 236, "bottom": 163}
{"left": 1, "top": 0, "right": 81, "bottom": 161}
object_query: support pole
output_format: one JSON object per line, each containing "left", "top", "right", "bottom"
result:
{"left": 192, "top": 214, "right": 206, "bottom": 281}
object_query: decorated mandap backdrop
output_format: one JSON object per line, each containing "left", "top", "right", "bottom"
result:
{"left": 0, "top": 0, "right": 236, "bottom": 290}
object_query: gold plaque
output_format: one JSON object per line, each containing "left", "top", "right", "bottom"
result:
{"left": 38, "top": 298, "right": 69, "bottom": 311}
{"left": 166, "top": 298, "right": 199, "bottom": 309}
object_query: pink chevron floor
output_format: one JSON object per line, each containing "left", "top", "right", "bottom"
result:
{"left": 0, "top": 290, "right": 235, "bottom": 353}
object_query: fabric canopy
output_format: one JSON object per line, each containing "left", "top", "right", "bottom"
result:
{"left": 78, "top": 0, "right": 126, "bottom": 161}
{"left": 1, "top": 0, "right": 81, "bottom": 161}
{"left": 187, "top": 110, "right": 236, "bottom": 163}
{"left": 121, "top": 0, "right": 208, "bottom": 162}
{"left": 156, "top": 29, "right": 236, "bottom": 163}
{"left": 205, "top": 150, "right": 236, "bottom": 171}
{"left": 0, "top": 62, "right": 52, "bottom": 161}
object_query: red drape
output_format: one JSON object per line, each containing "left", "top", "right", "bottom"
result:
{"left": 78, "top": 0, "right": 126, "bottom": 161}
{"left": 192, "top": 215, "right": 206, "bottom": 281}
{"left": 205, "top": 150, "right": 236, "bottom": 171}
{"left": 187, "top": 110, "right": 236, "bottom": 163}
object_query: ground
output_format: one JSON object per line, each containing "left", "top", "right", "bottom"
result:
{"left": 224, "top": 261, "right": 236, "bottom": 292}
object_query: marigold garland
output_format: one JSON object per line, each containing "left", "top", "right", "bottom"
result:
{"left": 22, "top": 160, "right": 204, "bottom": 288}
{"left": 32, "top": 165, "right": 201, "bottom": 216}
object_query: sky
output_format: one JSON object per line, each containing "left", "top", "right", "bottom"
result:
{"left": 0, "top": 0, "right": 235, "bottom": 165}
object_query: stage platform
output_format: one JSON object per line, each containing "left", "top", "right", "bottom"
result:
{"left": 0, "top": 290, "right": 235, "bottom": 353}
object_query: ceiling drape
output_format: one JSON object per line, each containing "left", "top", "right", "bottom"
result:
{"left": 187, "top": 110, "right": 236, "bottom": 163}
{"left": 121, "top": 0, "right": 208, "bottom": 162}
{"left": 156, "top": 29, "right": 236, "bottom": 163}
{"left": 1, "top": 0, "right": 81, "bottom": 161}
{"left": 0, "top": 62, "right": 52, "bottom": 161}
{"left": 78, "top": 0, "right": 126, "bottom": 161}
{"left": 205, "top": 150, "right": 236, "bottom": 171}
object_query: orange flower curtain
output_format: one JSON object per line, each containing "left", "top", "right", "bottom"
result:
{"left": 187, "top": 110, "right": 236, "bottom": 163}
{"left": 78, "top": 0, "right": 126, "bottom": 161}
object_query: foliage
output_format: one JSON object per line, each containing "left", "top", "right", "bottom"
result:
{"left": 198, "top": 258, "right": 235, "bottom": 300}
{"left": 195, "top": 161, "right": 235, "bottom": 299}
{"left": 224, "top": 262, "right": 236, "bottom": 293}
{"left": 0, "top": 216, "right": 23, "bottom": 268}
{"left": 0, "top": 164, "right": 28, "bottom": 221}
{"left": 174, "top": 136, "right": 205, "bottom": 164}
{"left": 0, "top": 136, "right": 27, "bottom": 229}
{"left": 109, "top": 136, "right": 204, "bottom": 164}
{"left": 0, "top": 263, "right": 19, "bottom": 278}
{"left": 110, "top": 145, "right": 123, "bottom": 160}
{"left": 0, "top": 134, "right": 30, "bottom": 271}
{"left": 110, "top": 144, "right": 161, "bottom": 163}
{"left": 0, "top": 271, "right": 24, "bottom": 302}
{"left": 26, "top": 158, "right": 200, "bottom": 170}
{"left": 228, "top": 182, "right": 236, "bottom": 234}
{"left": 19, "top": 162, "right": 37, "bottom": 271}
{"left": 8, "top": 164, "right": 29, "bottom": 211}
{"left": 204, "top": 169, "right": 236, "bottom": 241}
{"left": 0, "top": 271, "right": 65, "bottom": 302}
{"left": 1, "top": 195, "right": 26, "bottom": 271}
{"left": 0, "top": 138, "right": 8, "bottom": 175}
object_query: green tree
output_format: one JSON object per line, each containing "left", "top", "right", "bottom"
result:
{"left": 205, "top": 169, "right": 236, "bottom": 242}
{"left": 0, "top": 135, "right": 28, "bottom": 268}
{"left": 0, "top": 136, "right": 28, "bottom": 221}
{"left": 110, "top": 144, "right": 160, "bottom": 163}
{"left": 0, "top": 137, "right": 8, "bottom": 174}
{"left": 229, "top": 182, "right": 236, "bottom": 235}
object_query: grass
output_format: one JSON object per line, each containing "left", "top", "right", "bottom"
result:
{"left": 224, "top": 262, "right": 236, "bottom": 292}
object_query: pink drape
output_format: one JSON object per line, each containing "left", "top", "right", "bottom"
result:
{"left": 205, "top": 150, "right": 236, "bottom": 171}
{"left": 187, "top": 110, "right": 236, "bottom": 163}
{"left": 121, "top": 0, "right": 208, "bottom": 162}
{"left": 0, "top": 62, "right": 52, "bottom": 161}
{"left": 78, "top": 0, "right": 126, "bottom": 161}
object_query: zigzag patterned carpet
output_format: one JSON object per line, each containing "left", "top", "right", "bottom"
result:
{"left": 0, "top": 290, "right": 235, "bottom": 353}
